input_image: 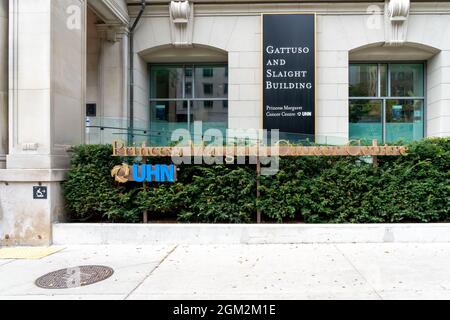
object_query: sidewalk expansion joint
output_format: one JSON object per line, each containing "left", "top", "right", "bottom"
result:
{"left": 124, "top": 244, "right": 179, "bottom": 300}
{"left": 333, "top": 244, "right": 383, "bottom": 300}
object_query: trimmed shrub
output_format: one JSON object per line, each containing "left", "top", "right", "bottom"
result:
{"left": 63, "top": 138, "right": 450, "bottom": 223}
{"left": 178, "top": 165, "right": 256, "bottom": 223}
{"left": 62, "top": 144, "right": 141, "bottom": 222}
{"left": 135, "top": 183, "right": 187, "bottom": 218}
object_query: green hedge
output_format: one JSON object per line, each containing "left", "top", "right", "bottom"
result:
{"left": 62, "top": 138, "right": 450, "bottom": 223}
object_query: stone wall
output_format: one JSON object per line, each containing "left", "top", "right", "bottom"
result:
{"left": 0, "top": 0, "right": 86, "bottom": 246}
{"left": 0, "top": 0, "right": 7, "bottom": 168}
{"left": 86, "top": 8, "right": 100, "bottom": 110}
{"left": 130, "top": 2, "right": 450, "bottom": 142}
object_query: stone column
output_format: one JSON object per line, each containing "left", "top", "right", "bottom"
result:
{"left": 0, "top": 0, "right": 86, "bottom": 246}
{"left": 0, "top": 0, "right": 7, "bottom": 169}
{"left": 97, "top": 24, "right": 128, "bottom": 141}
{"left": 427, "top": 50, "right": 450, "bottom": 137}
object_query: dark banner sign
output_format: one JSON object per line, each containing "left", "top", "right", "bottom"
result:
{"left": 262, "top": 13, "right": 316, "bottom": 136}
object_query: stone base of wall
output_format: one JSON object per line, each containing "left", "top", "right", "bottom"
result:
{"left": 0, "top": 169, "right": 67, "bottom": 246}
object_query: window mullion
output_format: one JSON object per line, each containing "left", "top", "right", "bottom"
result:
{"left": 192, "top": 64, "right": 196, "bottom": 99}
{"left": 182, "top": 65, "right": 186, "bottom": 100}
{"left": 187, "top": 99, "right": 191, "bottom": 131}
{"left": 190, "top": 65, "right": 194, "bottom": 134}
{"left": 377, "top": 63, "right": 381, "bottom": 98}
{"left": 387, "top": 63, "right": 391, "bottom": 97}
{"left": 384, "top": 63, "right": 391, "bottom": 144}
{"left": 382, "top": 98, "right": 386, "bottom": 144}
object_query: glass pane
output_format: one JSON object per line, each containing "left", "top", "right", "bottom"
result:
{"left": 185, "top": 67, "right": 193, "bottom": 99}
{"left": 190, "top": 100, "right": 228, "bottom": 139}
{"left": 380, "top": 64, "right": 388, "bottom": 97}
{"left": 390, "top": 64, "right": 424, "bottom": 97}
{"left": 349, "top": 99, "right": 383, "bottom": 143}
{"left": 149, "top": 64, "right": 229, "bottom": 145}
{"left": 194, "top": 65, "right": 228, "bottom": 99}
{"left": 203, "top": 83, "right": 213, "bottom": 95}
{"left": 149, "top": 100, "right": 189, "bottom": 145}
{"left": 185, "top": 67, "right": 193, "bottom": 78}
{"left": 150, "top": 66, "right": 184, "bottom": 99}
{"left": 349, "top": 64, "right": 378, "bottom": 97}
{"left": 386, "top": 99, "right": 424, "bottom": 143}
{"left": 203, "top": 100, "right": 214, "bottom": 108}
{"left": 203, "top": 68, "right": 213, "bottom": 77}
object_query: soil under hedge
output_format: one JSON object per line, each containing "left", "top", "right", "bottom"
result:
{"left": 62, "top": 138, "right": 450, "bottom": 224}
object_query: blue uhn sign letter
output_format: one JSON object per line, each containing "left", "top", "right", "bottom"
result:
{"left": 132, "top": 164, "right": 175, "bottom": 182}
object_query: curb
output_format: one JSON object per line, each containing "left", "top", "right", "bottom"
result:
{"left": 53, "top": 223, "right": 450, "bottom": 245}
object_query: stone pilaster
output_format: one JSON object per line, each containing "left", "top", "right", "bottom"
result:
{"left": 97, "top": 23, "right": 129, "bottom": 133}
{"left": 0, "top": 0, "right": 7, "bottom": 169}
{"left": 0, "top": 0, "right": 86, "bottom": 246}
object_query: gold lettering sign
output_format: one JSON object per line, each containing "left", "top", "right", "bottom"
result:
{"left": 112, "top": 140, "right": 407, "bottom": 157}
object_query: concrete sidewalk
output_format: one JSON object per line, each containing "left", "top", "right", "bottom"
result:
{"left": 1, "top": 243, "right": 450, "bottom": 300}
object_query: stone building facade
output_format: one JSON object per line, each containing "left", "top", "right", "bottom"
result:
{"left": 0, "top": 0, "right": 449, "bottom": 245}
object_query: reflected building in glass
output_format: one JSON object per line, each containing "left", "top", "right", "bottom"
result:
{"left": 349, "top": 63, "right": 425, "bottom": 144}
{"left": 149, "top": 65, "right": 228, "bottom": 145}
{"left": 71, "top": 0, "right": 450, "bottom": 148}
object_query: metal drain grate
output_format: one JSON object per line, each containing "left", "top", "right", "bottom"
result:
{"left": 35, "top": 265, "right": 114, "bottom": 289}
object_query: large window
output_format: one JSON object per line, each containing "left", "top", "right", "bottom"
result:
{"left": 149, "top": 64, "right": 228, "bottom": 145}
{"left": 349, "top": 63, "right": 424, "bottom": 144}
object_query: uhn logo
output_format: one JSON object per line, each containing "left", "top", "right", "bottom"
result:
{"left": 132, "top": 164, "right": 176, "bottom": 183}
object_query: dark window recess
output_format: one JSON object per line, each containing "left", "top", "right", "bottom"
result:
{"left": 223, "top": 101, "right": 228, "bottom": 108}
{"left": 203, "top": 68, "right": 213, "bottom": 77}
{"left": 204, "top": 100, "right": 214, "bottom": 108}
{"left": 203, "top": 83, "right": 213, "bottom": 95}
{"left": 86, "top": 103, "right": 97, "bottom": 117}
{"left": 185, "top": 82, "right": 192, "bottom": 97}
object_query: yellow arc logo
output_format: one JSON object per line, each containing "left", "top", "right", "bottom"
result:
{"left": 111, "top": 163, "right": 130, "bottom": 183}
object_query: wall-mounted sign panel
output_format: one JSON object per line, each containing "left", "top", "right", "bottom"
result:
{"left": 262, "top": 13, "right": 316, "bottom": 136}
{"left": 33, "top": 186, "right": 47, "bottom": 199}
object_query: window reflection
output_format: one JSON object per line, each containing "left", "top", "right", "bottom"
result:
{"left": 194, "top": 66, "right": 228, "bottom": 99}
{"left": 203, "top": 68, "right": 213, "bottom": 77}
{"left": 386, "top": 99, "right": 424, "bottom": 143}
{"left": 380, "top": 64, "right": 388, "bottom": 97}
{"left": 191, "top": 100, "right": 228, "bottom": 134}
{"left": 203, "top": 83, "right": 213, "bottom": 95}
{"left": 390, "top": 64, "right": 424, "bottom": 97}
{"left": 349, "top": 100, "right": 383, "bottom": 143}
{"left": 150, "top": 66, "right": 184, "bottom": 99}
{"left": 149, "top": 64, "right": 228, "bottom": 145}
{"left": 349, "top": 64, "right": 378, "bottom": 97}
{"left": 349, "top": 63, "right": 424, "bottom": 144}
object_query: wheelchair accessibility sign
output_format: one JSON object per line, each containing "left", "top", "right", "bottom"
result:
{"left": 33, "top": 186, "right": 48, "bottom": 200}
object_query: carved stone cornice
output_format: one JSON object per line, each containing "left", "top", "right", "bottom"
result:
{"left": 169, "top": 1, "right": 194, "bottom": 48}
{"left": 170, "top": 0, "right": 191, "bottom": 23}
{"left": 388, "top": 0, "right": 410, "bottom": 20}
{"left": 88, "top": 0, "right": 129, "bottom": 25}
{"left": 385, "top": 0, "right": 410, "bottom": 46}
{"left": 96, "top": 23, "right": 129, "bottom": 42}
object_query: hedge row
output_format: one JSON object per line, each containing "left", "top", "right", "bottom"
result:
{"left": 62, "top": 138, "right": 450, "bottom": 223}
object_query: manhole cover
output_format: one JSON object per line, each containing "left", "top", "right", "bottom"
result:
{"left": 35, "top": 265, "right": 114, "bottom": 289}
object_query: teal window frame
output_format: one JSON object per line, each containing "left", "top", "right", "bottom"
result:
{"left": 149, "top": 63, "right": 228, "bottom": 145}
{"left": 349, "top": 62, "right": 425, "bottom": 144}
